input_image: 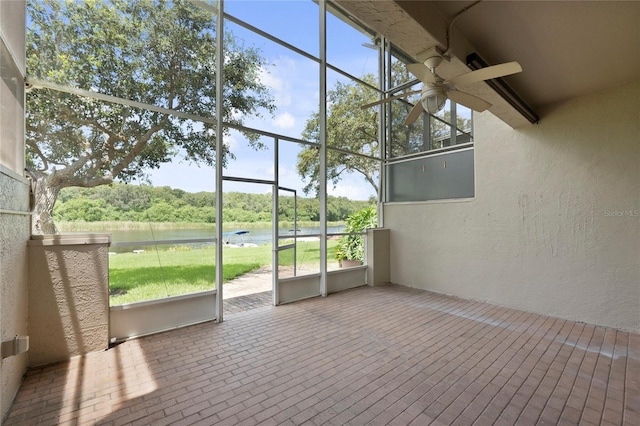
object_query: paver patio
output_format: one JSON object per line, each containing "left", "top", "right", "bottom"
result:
{"left": 5, "top": 284, "right": 639, "bottom": 425}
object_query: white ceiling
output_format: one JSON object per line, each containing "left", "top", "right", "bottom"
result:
{"left": 336, "top": 0, "right": 640, "bottom": 127}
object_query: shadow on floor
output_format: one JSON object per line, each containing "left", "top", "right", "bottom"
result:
{"left": 224, "top": 290, "right": 272, "bottom": 315}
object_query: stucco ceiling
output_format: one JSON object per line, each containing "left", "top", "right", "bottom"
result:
{"left": 335, "top": 0, "right": 640, "bottom": 127}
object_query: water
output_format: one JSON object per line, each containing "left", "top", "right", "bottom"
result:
{"left": 108, "top": 225, "right": 345, "bottom": 253}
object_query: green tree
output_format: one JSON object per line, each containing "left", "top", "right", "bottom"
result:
{"left": 298, "top": 75, "right": 380, "bottom": 197}
{"left": 388, "top": 61, "right": 426, "bottom": 157}
{"left": 55, "top": 198, "right": 112, "bottom": 222}
{"left": 93, "top": 183, "right": 152, "bottom": 212}
{"left": 297, "top": 62, "right": 471, "bottom": 196}
{"left": 26, "top": 0, "right": 274, "bottom": 234}
{"left": 388, "top": 61, "right": 472, "bottom": 156}
{"left": 145, "top": 202, "right": 177, "bottom": 222}
{"left": 175, "top": 205, "right": 201, "bottom": 223}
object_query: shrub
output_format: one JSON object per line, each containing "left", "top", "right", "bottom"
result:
{"left": 336, "top": 206, "right": 377, "bottom": 262}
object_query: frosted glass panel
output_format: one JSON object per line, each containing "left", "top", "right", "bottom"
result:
{"left": 387, "top": 149, "right": 474, "bottom": 202}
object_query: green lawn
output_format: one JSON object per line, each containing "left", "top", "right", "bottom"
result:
{"left": 109, "top": 240, "right": 338, "bottom": 305}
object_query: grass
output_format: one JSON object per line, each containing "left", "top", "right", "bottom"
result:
{"left": 109, "top": 240, "right": 339, "bottom": 305}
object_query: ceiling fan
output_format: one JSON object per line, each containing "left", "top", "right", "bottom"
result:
{"left": 363, "top": 47, "right": 523, "bottom": 125}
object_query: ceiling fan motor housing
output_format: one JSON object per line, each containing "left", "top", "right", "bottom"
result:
{"left": 421, "top": 85, "right": 447, "bottom": 114}
{"left": 417, "top": 46, "right": 446, "bottom": 71}
{"left": 423, "top": 54, "right": 444, "bottom": 71}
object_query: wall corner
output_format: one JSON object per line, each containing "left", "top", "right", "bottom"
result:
{"left": 366, "top": 228, "right": 390, "bottom": 286}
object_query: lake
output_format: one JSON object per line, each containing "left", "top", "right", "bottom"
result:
{"left": 108, "top": 225, "right": 345, "bottom": 253}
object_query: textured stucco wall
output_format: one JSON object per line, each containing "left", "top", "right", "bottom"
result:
{"left": 0, "top": 171, "right": 30, "bottom": 421}
{"left": 385, "top": 79, "right": 640, "bottom": 333}
{"left": 28, "top": 236, "right": 110, "bottom": 366}
{"left": 1, "top": 0, "right": 27, "bottom": 421}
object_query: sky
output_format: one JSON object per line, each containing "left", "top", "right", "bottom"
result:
{"left": 143, "top": 0, "right": 380, "bottom": 200}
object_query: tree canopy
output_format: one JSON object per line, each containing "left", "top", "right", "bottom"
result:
{"left": 297, "top": 61, "right": 472, "bottom": 197}
{"left": 26, "top": 0, "right": 274, "bottom": 233}
{"left": 298, "top": 74, "right": 380, "bottom": 196}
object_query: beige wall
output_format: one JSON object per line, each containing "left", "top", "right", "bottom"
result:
{"left": 385, "top": 79, "right": 640, "bottom": 333}
{"left": 28, "top": 235, "right": 110, "bottom": 367}
{"left": 0, "top": 0, "right": 28, "bottom": 421}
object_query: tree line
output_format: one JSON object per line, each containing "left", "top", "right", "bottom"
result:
{"left": 53, "top": 184, "right": 374, "bottom": 224}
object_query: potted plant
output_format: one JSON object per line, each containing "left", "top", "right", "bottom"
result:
{"left": 336, "top": 206, "right": 377, "bottom": 267}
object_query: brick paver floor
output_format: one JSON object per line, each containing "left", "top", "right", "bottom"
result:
{"left": 223, "top": 264, "right": 322, "bottom": 316}
{"left": 5, "top": 284, "right": 639, "bottom": 425}
{"left": 225, "top": 291, "right": 272, "bottom": 316}
{"left": 223, "top": 265, "right": 273, "bottom": 315}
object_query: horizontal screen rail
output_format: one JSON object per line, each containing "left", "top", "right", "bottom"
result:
{"left": 276, "top": 232, "right": 365, "bottom": 241}
{"left": 0, "top": 209, "right": 31, "bottom": 216}
{"left": 327, "top": 232, "right": 366, "bottom": 237}
{"left": 111, "top": 238, "right": 216, "bottom": 247}
{"left": 277, "top": 233, "right": 322, "bottom": 239}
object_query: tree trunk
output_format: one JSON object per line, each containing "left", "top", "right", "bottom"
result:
{"left": 30, "top": 172, "right": 61, "bottom": 235}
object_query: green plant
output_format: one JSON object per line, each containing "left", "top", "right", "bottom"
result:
{"left": 336, "top": 206, "right": 377, "bottom": 262}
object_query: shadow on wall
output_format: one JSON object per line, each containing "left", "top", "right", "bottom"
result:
{"left": 27, "top": 235, "right": 110, "bottom": 367}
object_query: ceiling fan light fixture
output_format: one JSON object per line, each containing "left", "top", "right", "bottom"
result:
{"left": 421, "top": 87, "right": 447, "bottom": 114}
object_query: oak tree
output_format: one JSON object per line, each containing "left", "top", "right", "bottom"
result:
{"left": 26, "top": 0, "right": 274, "bottom": 233}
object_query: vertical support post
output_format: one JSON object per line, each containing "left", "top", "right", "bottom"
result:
{"left": 319, "top": 0, "right": 328, "bottom": 297}
{"left": 422, "top": 112, "right": 430, "bottom": 150}
{"left": 215, "top": 0, "right": 225, "bottom": 322}
{"left": 426, "top": 109, "right": 432, "bottom": 150}
{"left": 293, "top": 190, "right": 298, "bottom": 277}
{"left": 272, "top": 138, "right": 279, "bottom": 305}
{"left": 421, "top": 66, "right": 430, "bottom": 151}
{"left": 450, "top": 100, "right": 457, "bottom": 146}
{"left": 378, "top": 37, "right": 387, "bottom": 223}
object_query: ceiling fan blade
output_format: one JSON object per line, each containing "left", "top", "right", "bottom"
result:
{"left": 361, "top": 90, "right": 420, "bottom": 109}
{"left": 447, "top": 61, "right": 522, "bottom": 87}
{"left": 447, "top": 89, "right": 491, "bottom": 112}
{"left": 407, "top": 63, "right": 436, "bottom": 84}
{"left": 404, "top": 102, "right": 424, "bottom": 125}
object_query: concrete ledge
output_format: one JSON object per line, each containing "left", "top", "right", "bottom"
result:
{"left": 28, "top": 233, "right": 111, "bottom": 246}
{"left": 0, "top": 163, "right": 28, "bottom": 184}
